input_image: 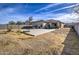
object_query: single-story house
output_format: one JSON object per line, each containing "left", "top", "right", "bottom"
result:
{"left": 0, "top": 19, "right": 65, "bottom": 30}
{"left": 24, "top": 19, "right": 64, "bottom": 29}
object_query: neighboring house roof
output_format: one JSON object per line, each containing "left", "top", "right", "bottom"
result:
{"left": 32, "top": 20, "right": 45, "bottom": 23}
{"left": 46, "top": 19, "right": 60, "bottom": 23}
{"left": 25, "top": 19, "right": 60, "bottom": 25}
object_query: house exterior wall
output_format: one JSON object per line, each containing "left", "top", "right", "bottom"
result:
{"left": 56, "top": 22, "right": 64, "bottom": 28}
{"left": 31, "top": 21, "right": 44, "bottom": 28}
{"left": 57, "top": 22, "right": 61, "bottom": 28}
{"left": 0, "top": 20, "right": 63, "bottom": 29}
{"left": 74, "top": 23, "right": 79, "bottom": 36}
{"left": 60, "top": 23, "right": 64, "bottom": 28}
{"left": 42, "top": 23, "right": 47, "bottom": 28}
{"left": 32, "top": 21, "right": 45, "bottom": 26}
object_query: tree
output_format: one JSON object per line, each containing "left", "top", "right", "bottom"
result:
{"left": 16, "top": 21, "right": 24, "bottom": 25}
{"left": 72, "top": 6, "right": 79, "bottom": 22}
{"left": 7, "top": 21, "right": 16, "bottom": 32}
{"left": 73, "top": 6, "right": 79, "bottom": 14}
{"left": 16, "top": 21, "right": 25, "bottom": 32}
{"left": 28, "top": 16, "right": 33, "bottom": 25}
{"left": 8, "top": 21, "right": 16, "bottom": 25}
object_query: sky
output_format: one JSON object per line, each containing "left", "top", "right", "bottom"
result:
{"left": 0, "top": 3, "right": 79, "bottom": 24}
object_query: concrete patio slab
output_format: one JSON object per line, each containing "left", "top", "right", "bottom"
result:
{"left": 22, "top": 29, "right": 55, "bottom": 36}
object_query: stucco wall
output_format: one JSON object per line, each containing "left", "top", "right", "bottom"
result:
{"left": 74, "top": 23, "right": 79, "bottom": 36}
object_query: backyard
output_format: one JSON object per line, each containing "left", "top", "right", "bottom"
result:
{"left": 0, "top": 28, "right": 79, "bottom": 55}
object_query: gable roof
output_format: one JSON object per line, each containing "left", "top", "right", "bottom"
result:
{"left": 46, "top": 19, "right": 60, "bottom": 23}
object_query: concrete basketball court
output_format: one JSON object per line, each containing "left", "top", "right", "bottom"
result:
{"left": 23, "top": 29, "right": 55, "bottom": 36}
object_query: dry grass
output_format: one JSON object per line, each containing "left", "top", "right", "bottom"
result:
{"left": 0, "top": 30, "right": 33, "bottom": 54}
{"left": 7, "top": 31, "right": 33, "bottom": 40}
{"left": 0, "top": 28, "right": 79, "bottom": 55}
{"left": 0, "top": 35, "right": 25, "bottom": 54}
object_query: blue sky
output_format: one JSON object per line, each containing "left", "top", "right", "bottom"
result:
{"left": 0, "top": 3, "right": 79, "bottom": 24}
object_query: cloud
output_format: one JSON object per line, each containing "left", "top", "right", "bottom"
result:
{"left": 47, "top": 3, "right": 79, "bottom": 13}
{"left": 0, "top": 12, "right": 79, "bottom": 24}
{"left": 0, "top": 7, "right": 17, "bottom": 15}
{"left": 4, "top": 8, "right": 16, "bottom": 13}
{"left": 34, "top": 3, "right": 61, "bottom": 12}
{"left": 0, "top": 14, "right": 29, "bottom": 24}
{"left": 0, "top": 3, "right": 79, "bottom": 24}
{"left": 0, "top": 13, "right": 66, "bottom": 24}
{"left": 0, "top": 4, "right": 28, "bottom": 14}
{"left": 53, "top": 13, "right": 79, "bottom": 23}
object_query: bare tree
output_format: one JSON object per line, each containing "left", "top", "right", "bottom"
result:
{"left": 72, "top": 6, "right": 79, "bottom": 22}
{"left": 26, "top": 16, "right": 33, "bottom": 32}
{"left": 73, "top": 6, "right": 79, "bottom": 14}
{"left": 16, "top": 21, "right": 23, "bottom": 32}
{"left": 28, "top": 16, "right": 33, "bottom": 25}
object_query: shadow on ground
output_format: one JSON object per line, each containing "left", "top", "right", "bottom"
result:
{"left": 62, "top": 28, "right": 79, "bottom": 55}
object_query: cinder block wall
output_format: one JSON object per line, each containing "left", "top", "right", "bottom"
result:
{"left": 0, "top": 25, "right": 25, "bottom": 29}
{"left": 74, "top": 23, "right": 79, "bottom": 36}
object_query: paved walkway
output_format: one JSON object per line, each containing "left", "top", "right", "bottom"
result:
{"left": 23, "top": 29, "right": 55, "bottom": 36}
